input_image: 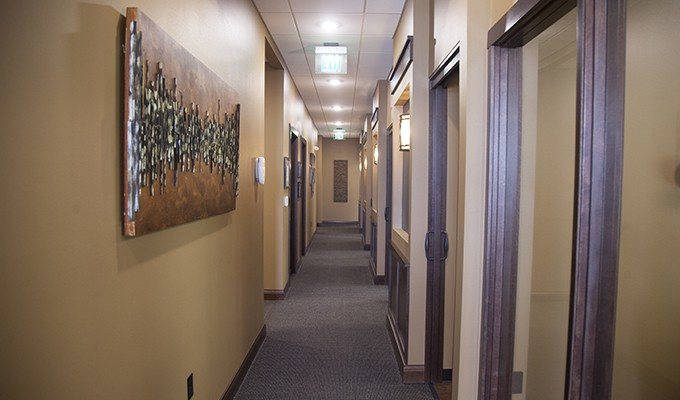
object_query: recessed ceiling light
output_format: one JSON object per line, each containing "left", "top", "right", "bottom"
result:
{"left": 328, "top": 79, "right": 341, "bottom": 86}
{"left": 320, "top": 21, "right": 339, "bottom": 31}
{"left": 331, "top": 105, "right": 343, "bottom": 111}
{"left": 335, "top": 121, "right": 342, "bottom": 126}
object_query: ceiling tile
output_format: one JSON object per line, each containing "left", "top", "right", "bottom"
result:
{"left": 365, "top": 0, "right": 406, "bottom": 13}
{"left": 357, "top": 53, "right": 392, "bottom": 78}
{"left": 272, "top": 34, "right": 304, "bottom": 54}
{"left": 261, "top": 13, "right": 298, "bottom": 35}
{"left": 360, "top": 36, "right": 393, "bottom": 53}
{"left": 289, "top": 0, "right": 365, "bottom": 13}
{"left": 300, "top": 34, "right": 362, "bottom": 54}
{"left": 362, "top": 13, "right": 401, "bottom": 36}
{"left": 294, "top": 13, "right": 364, "bottom": 35}
{"left": 253, "top": 0, "right": 290, "bottom": 13}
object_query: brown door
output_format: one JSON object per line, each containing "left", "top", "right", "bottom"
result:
{"left": 301, "top": 139, "right": 307, "bottom": 256}
{"left": 385, "top": 126, "right": 394, "bottom": 289}
{"left": 290, "top": 131, "right": 303, "bottom": 274}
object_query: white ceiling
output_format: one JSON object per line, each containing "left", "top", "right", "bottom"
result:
{"left": 254, "top": 0, "right": 405, "bottom": 138}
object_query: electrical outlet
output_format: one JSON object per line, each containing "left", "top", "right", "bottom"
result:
{"left": 187, "top": 373, "right": 194, "bottom": 399}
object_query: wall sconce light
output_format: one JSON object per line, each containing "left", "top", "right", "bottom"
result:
{"left": 359, "top": 151, "right": 363, "bottom": 171}
{"left": 373, "top": 144, "right": 379, "bottom": 165}
{"left": 363, "top": 155, "right": 368, "bottom": 171}
{"left": 399, "top": 113, "right": 411, "bottom": 151}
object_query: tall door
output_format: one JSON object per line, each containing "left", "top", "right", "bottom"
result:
{"left": 290, "top": 132, "right": 303, "bottom": 274}
{"left": 301, "top": 139, "right": 307, "bottom": 255}
{"left": 385, "top": 127, "right": 394, "bottom": 286}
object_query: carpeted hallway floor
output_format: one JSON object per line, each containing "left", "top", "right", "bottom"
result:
{"left": 235, "top": 224, "right": 434, "bottom": 400}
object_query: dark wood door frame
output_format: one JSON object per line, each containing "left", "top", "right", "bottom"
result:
{"left": 425, "top": 44, "right": 461, "bottom": 383}
{"left": 289, "top": 126, "right": 303, "bottom": 274}
{"left": 301, "top": 138, "right": 308, "bottom": 256}
{"left": 385, "top": 125, "right": 394, "bottom": 285}
{"left": 480, "top": 0, "right": 626, "bottom": 399}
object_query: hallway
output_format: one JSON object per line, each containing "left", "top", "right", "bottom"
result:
{"left": 236, "top": 225, "right": 433, "bottom": 400}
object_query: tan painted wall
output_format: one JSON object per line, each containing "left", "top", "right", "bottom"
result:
{"left": 431, "top": 0, "right": 501, "bottom": 397}
{"left": 613, "top": 1, "right": 680, "bottom": 398}
{"left": 0, "top": 1, "right": 311, "bottom": 399}
{"left": 321, "top": 138, "right": 360, "bottom": 222}
{"left": 263, "top": 65, "right": 319, "bottom": 292}
{"left": 528, "top": 57, "right": 576, "bottom": 400}
{"left": 374, "top": 80, "right": 390, "bottom": 276}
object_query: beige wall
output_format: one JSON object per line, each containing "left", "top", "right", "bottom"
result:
{"left": 263, "top": 64, "right": 319, "bottom": 293}
{"left": 321, "top": 138, "right": 360, "bottom": 222}
{"left": 374, "top": 80, "right": 390, "bottom": 276}
{"left": 0, "top": 1, "right": 311, "bottom": 399}
{"left": 614, "top": 0, "right": 680, "bottom": 398}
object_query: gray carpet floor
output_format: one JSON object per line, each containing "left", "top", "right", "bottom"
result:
{"left": 235, "top": 224, "right": 434, "bottom": 400}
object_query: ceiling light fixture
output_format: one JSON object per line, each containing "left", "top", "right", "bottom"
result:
{"left": 320, "top": 21, "right": 339, "bottom": 31}
{"left": 328, "top": 79, "right": 341, "bottom": 86}
{"left": 335, "top": 121, "right": 342, "bottom": 126}
{"left": 331, "top": 105, "right": 343, "bottom": 111}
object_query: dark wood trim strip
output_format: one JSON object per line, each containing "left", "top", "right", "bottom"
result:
{"left": 389, "top": 36, "right": 414, "bottom": 95}
{"left": 386, "top": 315, "right": 425, "bottom": 384}
{"left": 488, "top": 0, "right": 576, "bottom": 47}
{"left": 363, "top": 243, "right": 371, "bottom": 251}
{"left": 319, "top": 220, "right": 359, "bottom": 226}
{"left": 263, "top": 278, "right": 291, "bottom": 300}
{"left": 369, "top": 257, "right": 386, "bottom": 285}
{"left": 479, "top": 45, "right": 523, "bottom": 400}
{"left": 566, "top": 0, "right": 626, "bottom": 398}
{"left": 371, "top": 107, "right": 379, "bottom": 130}
{"left": 220, "top": 325, "right": 266, "bottom": 400}
{"left": 429, "top": 43, "right": 461, "bottom": 89}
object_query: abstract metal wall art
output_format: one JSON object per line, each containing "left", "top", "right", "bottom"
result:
{"left": 333, "top": 160, "right": 348, "bottom": 203}
{"left": 123, "top": 8, "right": 241, "bottom": 237}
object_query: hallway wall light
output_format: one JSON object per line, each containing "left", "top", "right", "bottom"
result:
{"left": 399, "top": 113, "right": 410, "bottom": 151}
{"left": 373, "top": 144, "right": 379, "bottom": 165}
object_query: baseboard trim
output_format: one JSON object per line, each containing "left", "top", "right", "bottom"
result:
{"left": 386, "top": 315, "right": 425, "bottom": 383}
{"left": 319, "top": 220, "right": 359, "bottom": 226}
{"left": 264, "top": 278, "right": 291, "bottom": 300}
{"left": 220, "top": 325, "right": 266, "bottom": 400}
{"left": 369, "top": 258, "right": 386, "bottom": 285}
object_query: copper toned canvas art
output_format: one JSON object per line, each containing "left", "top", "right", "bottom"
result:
{"left": 123, "top": 8, "right": 240, "bottom": 237}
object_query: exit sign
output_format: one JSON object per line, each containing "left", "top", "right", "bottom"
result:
{"left": 315, "top": 46, "right": 347, "bottom": 74}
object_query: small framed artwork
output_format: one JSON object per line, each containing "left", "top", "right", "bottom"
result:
{"left": 310, "top": 166, "right": 316, "bottom": 196}
{"left": 310, "top": 153, "right": 316, "bottom": 166}
{"left": 283, "top": 157, "right": 291, "bottom": 188}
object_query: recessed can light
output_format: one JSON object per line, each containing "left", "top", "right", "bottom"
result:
{"left": 320, "top": 21, "right": 339, "bottom": 31}
{"left": 335, "top": 121, "right": 342, "bottom": 126}
{"left": 331, "top": 105, "right": 343, "bottom": 111}
{"left": 328, "top": 79, "right": 341, "bottom": 86}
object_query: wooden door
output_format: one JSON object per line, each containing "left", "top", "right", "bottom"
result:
{"left": 289, "top": 131, "right": 303, "bottom": 274}
{"left": 385, "top": 126, "right": 394, "bottom": 285}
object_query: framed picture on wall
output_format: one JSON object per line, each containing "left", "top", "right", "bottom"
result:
{"left": 283, "top": 157, "right": 291, "bottom": 188}
{"left": 310, "top": 153, "right": 316, "bottom": 166}
{"left": 310, "top": 166, "right": 316, "bottom": 196}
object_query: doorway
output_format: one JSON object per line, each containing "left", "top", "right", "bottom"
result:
{"left": 425, "top": 45, "right": 461, "bottom": 384}
{"left": 479, "top": 0, "right": 626, "bottom": 398}
{"left": 289, "top": 127, "right": 305, "bottom": 274}
{"left": 385, "top": 125, "right": 393, "bottom": 286}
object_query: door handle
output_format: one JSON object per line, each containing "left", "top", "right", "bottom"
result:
{"left": 425, "top": 233, "right": 430, "bottom": 255}
{"left": 384, "top": 206, "right": 391, "bottom": 222}
{"left": 441, "top": 231, "right": 449, "bottom": 260}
